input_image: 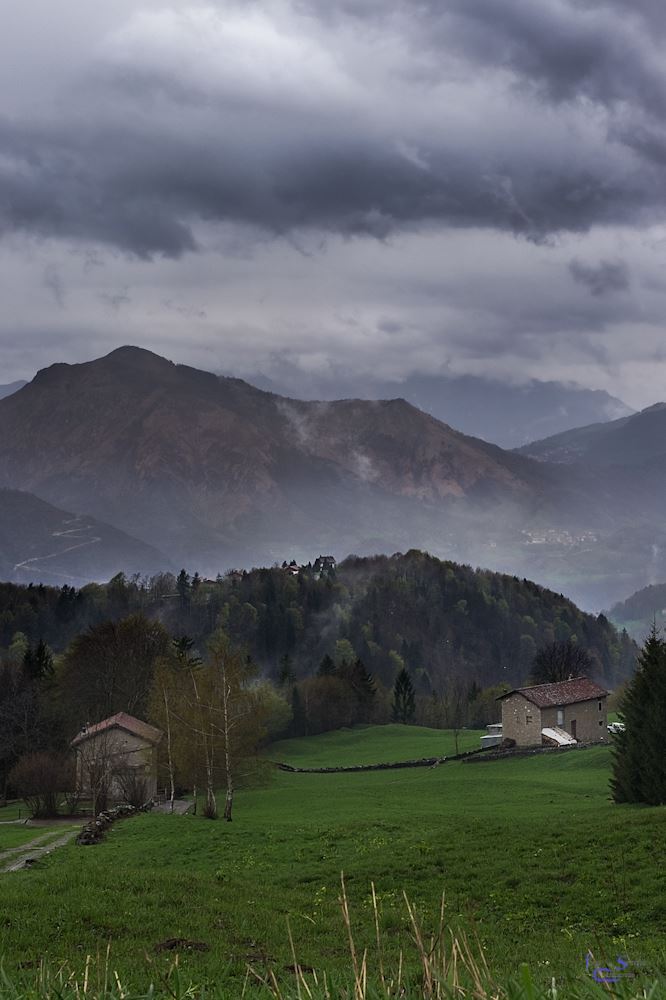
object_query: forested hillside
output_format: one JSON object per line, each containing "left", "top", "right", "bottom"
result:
{"left": 0, "top": 551, "right": 635, "bottom": 690}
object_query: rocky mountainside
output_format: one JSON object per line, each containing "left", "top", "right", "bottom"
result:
{"left": 0, "top": 488, "right": 169, "bottom": 586}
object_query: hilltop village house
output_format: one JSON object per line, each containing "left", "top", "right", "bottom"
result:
{"left": 497, "top": 677, "right": 609, "bottom": 747}
{"left": 71, "top": 712, "right": 163, "bottom": 803}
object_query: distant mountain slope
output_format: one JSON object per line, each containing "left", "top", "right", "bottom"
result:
{"left": 0, "top": 489, "right": 170, "bottom": 586}
{"left": 517, "top": 403, "right": 666, "bottom": 466}
{"left": 0, "top": 380, "right": 27, "bottom": 400}
{"left": 608, "top": 581, "right": 666, "bottom": 643}
{"left": 246, "top": 370, "right": 632, "bottom": 449}
{"left": 0, "top": 346, "right": 573, "bottom": 571}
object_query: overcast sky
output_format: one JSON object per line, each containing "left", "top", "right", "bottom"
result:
{"left": 2, "top": 0, "right": 666, "bottom": 407}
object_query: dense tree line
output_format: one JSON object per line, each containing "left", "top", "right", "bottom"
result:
{"left": 0, "top": 553, "right": 636, "bottom": 689}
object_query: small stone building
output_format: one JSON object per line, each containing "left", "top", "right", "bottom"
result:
{"left": 497, "top": 677, "right": 609, "bottom": 748}
{"left": 71, "top": 712, "right": 163, "bottom": 803}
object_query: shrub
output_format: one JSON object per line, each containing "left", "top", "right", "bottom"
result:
{"left": 8, "top": 752, "right": 72, "bottom": 818}
{"left": 113, "top": 767, "right": 149, "bottom": 809}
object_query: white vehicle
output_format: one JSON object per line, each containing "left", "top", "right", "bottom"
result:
{"left": 607, "top": 722, "right": 625, "bottom": 734}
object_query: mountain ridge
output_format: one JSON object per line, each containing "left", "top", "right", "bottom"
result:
{"left": 0, "top": 487, "right": 170, "bottom": 586}
{"left": 0, "top": 347, "right": 562, "bottom": 570}
{"left": 0, "top": 345, "right": 662, "bottom": 609}
{"left": 243, "top": 368, "right": 633, "bottom": 449}
{"left": 518, "top": 402, "right": 666, "bottom": 466}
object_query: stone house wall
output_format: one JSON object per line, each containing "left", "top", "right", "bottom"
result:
{"left": 75, "top": 727, "right": 159, "bottom": 801}
{"left": 500, "top": 693, "right": 544, "bottom": 746}
{"left": 541, "top": 698, "right": 607, "bottom": 743}
{"left": 502, "top": 694, "right": 608, "bottom": 747}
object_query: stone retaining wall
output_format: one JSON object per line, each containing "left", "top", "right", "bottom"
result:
{"left": 275, "top": 747, "right": 488, "bottom": 774}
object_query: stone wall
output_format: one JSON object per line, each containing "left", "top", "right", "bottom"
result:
{"left": 500, "top": 692, "right": 544, "bottom": 746}
{"left": 75, "top": 727, "right": 159, "bottom": 800}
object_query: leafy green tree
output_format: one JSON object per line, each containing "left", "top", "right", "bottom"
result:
{"left": 611, "top": 625, "right": 666, "bottom": 805}
{"left": 392, "top": 668, "right": 415, "bottom": 724}
{"left": 8, "top": 632, "right": 29, "bottom": 667}
{"left": 334, "top": 639, "right": 356, "bottom": 668}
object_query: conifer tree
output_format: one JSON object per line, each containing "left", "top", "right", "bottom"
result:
{"left": 611, "top": 625, "right": 666, "bottom": 805}
{"left": 317, "top": 654, "right": 336, "bottom": 677}
{"left": 392, "top": 668, "right": 416, "bottom": 724}
{"left": 176, "top": 569, "right": 191, "bottom": 609}
{"left": 23, "top": 639, "right": 54, "bottom": 682}
{"left": 290, "top": 686, "right": 307, "bottom": 737}
{"left": 348, "top": 657, "right": 377, "bottom": 723}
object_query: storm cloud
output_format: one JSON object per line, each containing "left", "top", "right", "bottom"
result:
{"left": 2, "top": 1, "right": 666, "bottom": 409}
{"left": 3, "top": 1, "right": 666, "bottom": 257}
{"left": 569, "top": 258, "right": 631, "bottom": 296}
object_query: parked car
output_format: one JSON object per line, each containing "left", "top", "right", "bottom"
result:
{"left": 607, "top": 722, "right": 625, "bottom": 734}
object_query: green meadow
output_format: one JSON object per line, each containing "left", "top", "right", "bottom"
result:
{"left": 0, "top": 725, "right": 664, "bottom": 998}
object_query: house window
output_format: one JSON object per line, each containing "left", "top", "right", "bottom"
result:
{"left": 598, "top": 701, "right": 602, "bottom": 711}
{"left": 526, "top": 712, "right": 533, "bottom": 724}
{"left": 557, "top": 708, "right": 564, "bottom": 726}
{"left": 599, "top": 720, "right": 603, "bottom": 726}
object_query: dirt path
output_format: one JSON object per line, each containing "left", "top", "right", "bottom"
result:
{"left": 0, "top": 829, "right": 78, "bottom": 872}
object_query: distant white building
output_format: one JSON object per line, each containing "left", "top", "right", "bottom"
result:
{"left": 313, "top": 555, "right": 336, "bottom": 579}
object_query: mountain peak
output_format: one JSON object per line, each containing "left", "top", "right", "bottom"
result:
{"left": 100, "top": 345, "right": 176, "bottom": 371}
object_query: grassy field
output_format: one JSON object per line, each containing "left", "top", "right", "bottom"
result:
{"left": 270, "top": 723, "right": 482, "bottom": 766}
{"left": 0, "top": 801, "right": 31, "bottom": 822}
{"left": 0, "top": 725, "right": 664, "bottom": 998}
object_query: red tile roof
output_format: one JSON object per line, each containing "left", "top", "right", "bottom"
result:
{"left": 71, "top": 712, "right": 163, "bottom": 747}
{"left": 497, "top": 676, "right": 609, "bottom": 708}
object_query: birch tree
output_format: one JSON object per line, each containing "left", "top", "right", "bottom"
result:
{"left": 148, "top": 631, "right": 269, "bottom": 821}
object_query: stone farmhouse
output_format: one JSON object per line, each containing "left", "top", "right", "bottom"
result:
{"left": 71, "top": 712, "right": 163, "bottom": 803}
{"left": 497, "top": 676, "right": 609, "bottom": 748}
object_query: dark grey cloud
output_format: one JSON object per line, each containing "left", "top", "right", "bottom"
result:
{"left": 569, "top": 258, "right": 631, "bottom": 296}
{"left": 1, "top": 1, "right": 666, "bottom": 412}
{"left": 1, "top": 1, "right": 666, "bottom": 258}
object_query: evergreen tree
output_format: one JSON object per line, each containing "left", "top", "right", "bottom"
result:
{"left": 277, "top": 653, "right": 295, "bottom": 688}
{"left": 23, "top": 639, "right": 54, "bottom": 682}
{"left": 176, "top": 570, "right": 191, "bottom": 610}
{"left": 317, "top": 654, "right": 336, "bottom": 677}
{"left": 348, "top": 657, "right": 377, "bottom": 723}
{"left": 290, "top": 686, "right": 307, "bottom": 737}
{"left": 611, "top": 625, "right": 666, "bottom": 805}
{"left": 392, "top": 668, "right": 415, "bottom": 724}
